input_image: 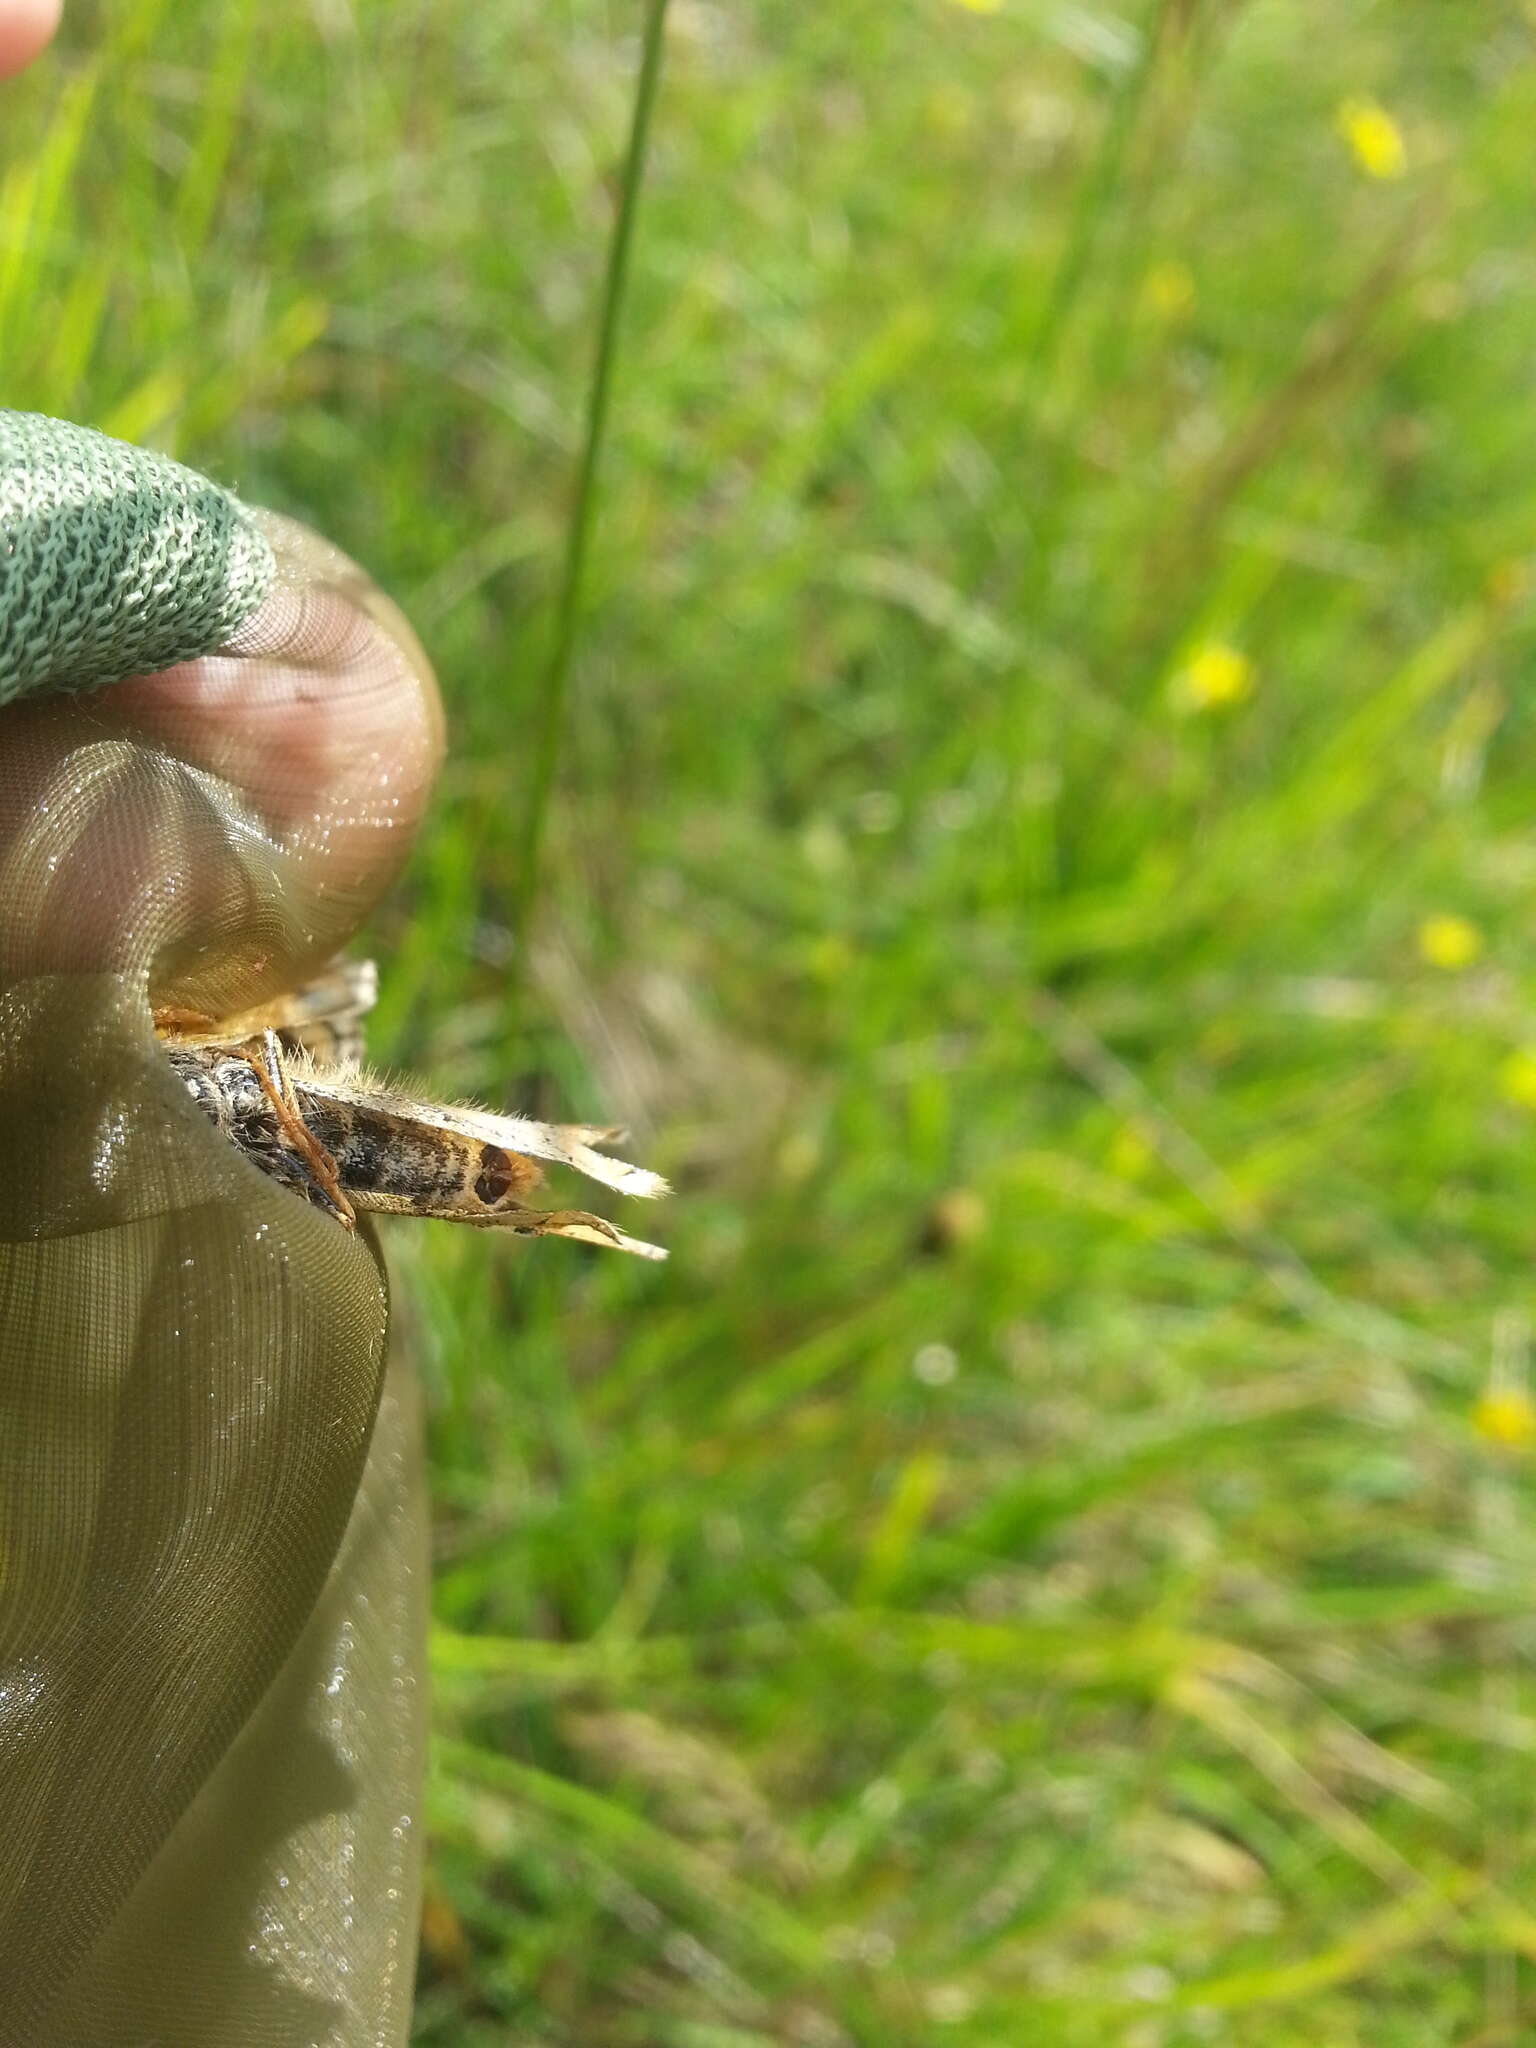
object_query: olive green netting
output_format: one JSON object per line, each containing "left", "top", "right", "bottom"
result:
{"left": 0, "top": 414, "right": 428, "bottom": 2047}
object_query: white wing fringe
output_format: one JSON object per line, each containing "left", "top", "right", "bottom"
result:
{"left": 432, "top": 1108, "right": 670, "bottom": 1203}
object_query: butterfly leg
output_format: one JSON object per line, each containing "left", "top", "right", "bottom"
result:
{"left": 249, "top": 1028, "right": 358, "bottom": 1230}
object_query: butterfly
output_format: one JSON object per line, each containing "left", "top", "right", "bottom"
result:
{"left": 155, "top": 956, "right": 669, "bottom": 1259}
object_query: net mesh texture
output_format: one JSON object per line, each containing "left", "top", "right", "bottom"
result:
{"left": 0, "top": 411, "right": 436, "bottom": 2047}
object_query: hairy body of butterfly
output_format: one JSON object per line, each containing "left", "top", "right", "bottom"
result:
{"left": 169, "top": 1014, "right": 668, "bottom": 1258}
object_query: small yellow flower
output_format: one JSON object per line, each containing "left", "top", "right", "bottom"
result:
{"left": 1500, "top": 1048, "right": 1536, "bottom": 1110}
{"left": 1142, "top": 259, "right": 1195, "bottom": 323}
{"left": 1417, "top": 914, "right": 1483, "bottom": 971}
{"left": 1336, "top": 97, "right": 1407, "bottom": 181}
{"left": 1473, "top": 1387, "right": 1536, "bottom": 1451}
{"left": 948, "top": 0, "right": 1003, "bottom": 11}
{"left": 1168, "top": 642, "right": 1255, "bottom": 715}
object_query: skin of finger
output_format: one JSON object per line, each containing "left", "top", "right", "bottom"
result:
{"left": 0, "top": 521, "right": 445, "bottom": 1002}
{"left": 0, "top": 0, "right": 61, "bottom": 78}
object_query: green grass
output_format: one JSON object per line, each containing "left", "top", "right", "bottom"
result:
{"left": 12, "top": 1, "right": 1536, "bottom": 2040}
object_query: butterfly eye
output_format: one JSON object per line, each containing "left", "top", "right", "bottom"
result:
{"left": 473, "top": 1143, "right": 520, "bottom": 1205}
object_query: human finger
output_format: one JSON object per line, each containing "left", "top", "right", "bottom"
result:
{"left": 0, "top": 0, "right": 61, "bottom": 79}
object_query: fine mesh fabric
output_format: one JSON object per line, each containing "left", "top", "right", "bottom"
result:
{"left": 0, "top": 414, "right": 441, "bottom": 2045}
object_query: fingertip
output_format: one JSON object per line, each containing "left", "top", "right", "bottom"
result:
{"left": 0, "top": 0, "right": 62, "bottom": 80}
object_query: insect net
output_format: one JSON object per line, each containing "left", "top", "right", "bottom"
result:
{"left": 0, "top": 411, "right": 443, "bottom": 2045}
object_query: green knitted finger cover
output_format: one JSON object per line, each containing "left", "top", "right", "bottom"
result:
{"left": 0, "top": 410, "right": 275, "bottom": 702}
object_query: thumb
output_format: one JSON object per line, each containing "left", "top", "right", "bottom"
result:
{"left": 0, "top": 415, "right": 444, "bottom": 1015}
{"left": 0, "top": 0, "right": 61, "bottom": 78}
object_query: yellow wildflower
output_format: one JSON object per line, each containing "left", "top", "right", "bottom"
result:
{"left": 1168, "top": 642, "right": 1255, "bottom": 715}
{"left": 1472, "top": 1387, "right": 1536, "bottom": 1451}
{"left": 1500, "top": 1048, "right": 1536, "bottom": 1110}
{"left": 948, "top": 0, "right": 1003, "bottom": 12}
{"left": 1142, "top": 259, "right": 1195, "bottom": 323}
{"left": 1417, "top": 914, "right": 1483, "bottom": 971}
{"left": 1336, "top": 97, "right": 1407, "bottom": 181}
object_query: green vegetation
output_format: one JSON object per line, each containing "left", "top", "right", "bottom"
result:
{"left": 10, "top": 2, "right": 1536, "bottom": 2039}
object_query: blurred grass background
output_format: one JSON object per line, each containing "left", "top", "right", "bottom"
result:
{"left": 10, "top": 0, "right": 1536, "bottom": 2040}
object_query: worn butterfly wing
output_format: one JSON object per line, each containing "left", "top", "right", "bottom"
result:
{"left": 0, "top": 415, "right": 439, "bottom": 2044}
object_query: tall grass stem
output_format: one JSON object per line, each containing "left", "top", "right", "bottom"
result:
{"left": 516, "top": 0, "right": 671, "bottom": 934}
